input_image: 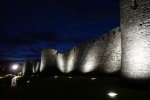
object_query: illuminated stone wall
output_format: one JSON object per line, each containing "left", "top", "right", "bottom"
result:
{"left": 21, "top": 61, "right": 40, "bottom": 76}
{"left": 40, "top": 49, "right": 59, "bottom": 75}
{"left": 121, "top": 0, "right": 150, "bottom": 79}
{"left": 62, "top": 27, "right": 121, "bottom": 75}
{"left": 23, "top": 61, "right": 37, "bottom": 76}
{"left": 41, "top": 27, "right": 121, "bottom": 75}
{"left": 32, "top": 61, "right": 40, "bottom": 74}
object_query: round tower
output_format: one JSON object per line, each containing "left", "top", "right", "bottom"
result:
{"left": 121, "top": 0, "right": 150, "bottom": 79}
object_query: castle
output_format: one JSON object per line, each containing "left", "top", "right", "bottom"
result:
{"left": 22, "top": 0, "right": 150, "bottom": 79}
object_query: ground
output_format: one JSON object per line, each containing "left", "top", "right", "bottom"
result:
{"left": 0, "top": 76, "right": 150, "bottom": 100}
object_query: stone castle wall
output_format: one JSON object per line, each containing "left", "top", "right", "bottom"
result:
{"left": 1, "top": 0, "right": 150, "bottom": 80}
{"left": 39, "top": 0, "right": 150, "bottom": 79}
{"left": 22, "top": 61, "right": 40, "bottom": 76}
{"left": 40, "top": 27, "right": 121, "bottom": 76}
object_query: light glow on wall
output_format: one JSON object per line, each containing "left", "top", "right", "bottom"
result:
{"left": 122, "top": 37, "right": 150, "bottom": 79}
{"left": 66, "top": 50, "right": 76, "bottom": 73}
{"left": 82, "top": 59, "right": 95, "bottom": 73}
{"left": 57, "top": 54, "right": 65, "bottom": 73}
{"left": 35, "top": 62, "right": 40, "bottom": 73}
{"left": 82, "top": 48, "right": 98, "bottom": 73}
{"left": 40, "top": 61, "right": 44, "bottom": 72}
{"left": 22, "top": 63, "right": 26, "bottom": 76}
{"left": 32, "top": 65, "right": 36, "bottom": 74}
{"left": 33, "top": 62, "right": 40, "bottom": 73}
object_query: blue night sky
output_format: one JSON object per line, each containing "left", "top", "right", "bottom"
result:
{"left": 0, "top": 0, "right": 119, "bottom": 61}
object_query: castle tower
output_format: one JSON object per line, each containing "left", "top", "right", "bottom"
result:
{"left": 121, "top": 0, "right": 150, "bottom": 79}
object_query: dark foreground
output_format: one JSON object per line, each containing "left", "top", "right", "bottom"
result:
{"left": 0, "top": 76, "right": 150, "bottom": 100}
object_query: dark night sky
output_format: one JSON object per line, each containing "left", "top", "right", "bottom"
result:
{"left": 0, "top": 0, "right": 119, "bottom": 61}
